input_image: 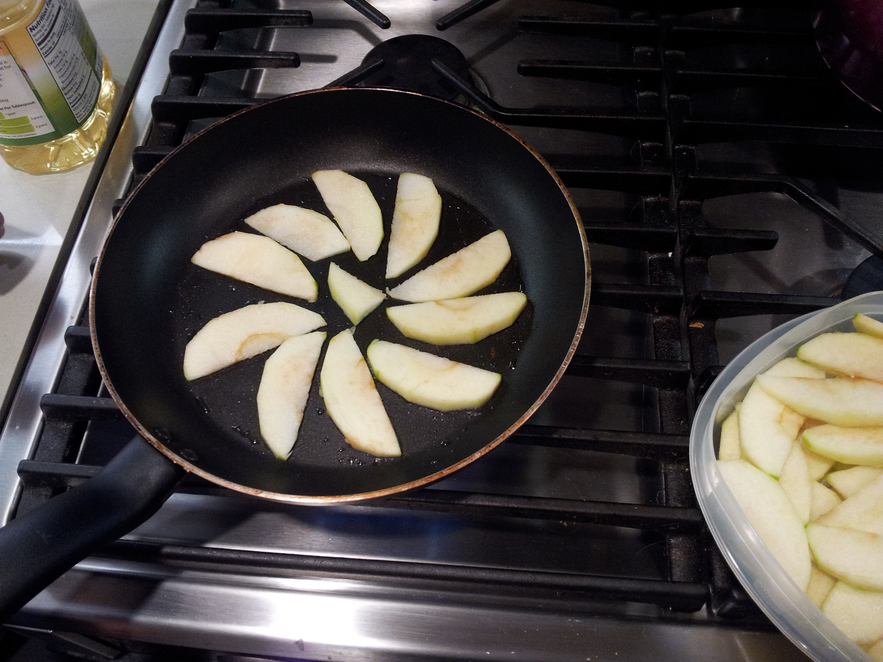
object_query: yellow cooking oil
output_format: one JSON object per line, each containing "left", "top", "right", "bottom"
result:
{"left": 0, "top": 0, "right": 115, "bottom": 174}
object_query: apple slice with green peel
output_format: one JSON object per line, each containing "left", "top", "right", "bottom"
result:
{"left": 854, "top": 312, "right": 883, "bottom": 339}
{"left": 738, "top": 382, "right": 800, "bottom": 478}
{"left": 320, "top": 329, "right": 400, "bottom": 457}
{"left": 257, "top": 332, "right": 326, "bottom": 459}
{"left": 763, "top": 356, "right": 827, "bottom": 379}
{"left": 183, "top": 302, "right": 326, "bottom": 381}
{"left": 816, "top": 474, "right": 883, "bottom": 535}
{"left": 387, "top": 230, "right": 511, "bottom": 303}
{"left": 717, "top": 406, "right": 741, "bottom": 461}
{"left": 386, "top": 173, "right": 442, "bottom": 279}
{"left": 803, "top": 424, "right": 883, "bottom": 467}
{"left": 807, "top": 523, "right": 883, "bottom": 591}
{"left": 756, "top": 375, "right": 883, "bottom": 427}
{"left": 327, "top": 262, "right": 385, "bottom": 326}
{"left": 366, "top": 340, "right": 501, "bottom": 412}
{"left": 191, "top": 232, "right": 318, "bottom": 301}
{"left": 779, "top": 441, "right": 812, "bottom": 524}
{"left": 806, "top": 564, "right": 837, "bottom": 608}
{"left": 826, "top": 466, "right": 883, "bottom": 498}
{"left": 312, "top": 170, "right": 383, "bottom": 261}
{"left": 811, "top": 481, "right": 842, "bottom": 521}
{"left": 797, "top": 331, "right": 883, "bottom": 382}
{"left": 821, "top": 581, "right": 883, "bottom": 646}
{"left": 717, "top": 460, "right": 811, "bottom": 590}
{"left": 244, "top": 204, "right": 350, "bottom": 262}
{"left": 386, "top": 292, "right": 527, "bottom": 346}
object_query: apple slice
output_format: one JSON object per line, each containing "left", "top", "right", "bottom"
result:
{"left": 807, "top": 523, "right": 883, "bottom": 591}
{"left": 806, "top": 564, "right": 837, "bottom": 608}
{"left": 257, "top": 332, "right": 326, "bottom": 459}
{"left": 803, "top": 440, "right": 837, "bottom": 481}
{"left": 717, "top": 406, "right": 741, "bottom": 461}
{"left": 816, "top": 474, "right": 883, "bottom": 535}
{"left": 763, "top": 356, "right": 827, "bottom": 379}
{"left": 327, "top": 262, "right": 385, "bottom": 326}
{"left": 386, "top": 173, "right": 442, "bottom": 279}
{"left": 386, "top": 292, "right": 527, "bottom": 346}
{"left": 854, "top": 312, "right": 883, "bottom": 339}
{"left": 312, "top": 170, "right": 383, "bottom": 261}
{"left": 803, "top": 424, "right": 883, "bottom": 467}
{"left": 826, "top": 466, "right": 883, "bottom": 498}
{"left": 244, "top": 203, "right": 350, "bottom": 262}
{"left": 738, "top": 382, "right": 800, "bottom": 477}
{"left": 319, "top": 329, "right": 400, "bottom": 457}
{"left": 183, "top": 302, "right": 326, "bottom": 381}
{"left": 756, "top": 375, "right": 883, "bottom": 427}
{"left": 191, "top": 232, "right": 318, "bottom": 302}
{"left": 797, "top": 331, "right": 883, "bottom": 382}
{"left": 717, "top": 460, "right": 811, "bottom": 590}
{"left": 779, "top": 441, "right": 812, "bottom": 524}
{"left": 867, "top": 638, "right": 883, "bottom": 662}
{"left": 387, "top": 230, "right": 511, "bottom": 303}
{"left": 821, "top": 581, "right": 883, "bottom": 646}
{"left": 366, "top": 340, "right": 501, "bottom": 412}
{"left": 811, "top": 481, "right": 842, "bottom": 521}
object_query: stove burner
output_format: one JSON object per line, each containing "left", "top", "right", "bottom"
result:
{"left": 359, "top": 35, "right": 472, "bottom": 100}
{"left": 842, "top": 256, "right": 883, "bottom": 300}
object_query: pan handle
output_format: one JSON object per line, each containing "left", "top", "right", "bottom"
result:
{"left": 0, "top": 436, "right": 185, "bottom": 624}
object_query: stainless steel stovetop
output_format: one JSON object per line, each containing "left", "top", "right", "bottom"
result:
{"left": 3, "top": 1, "right": 883, "bottom": 660}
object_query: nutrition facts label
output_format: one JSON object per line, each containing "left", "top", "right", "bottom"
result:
{"left": 26, "top": 0, "right": 100, "bottom": 124}
{"left": 0, "top": 44, "right": 54, "bottom": 140}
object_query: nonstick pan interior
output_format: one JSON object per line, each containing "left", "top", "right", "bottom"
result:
{"left": 91, "top": 88, "right": 590, "bottom": 501}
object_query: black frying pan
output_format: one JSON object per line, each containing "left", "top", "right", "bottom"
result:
{"left": 0, "top": 88, "right": 589, "bottom": 621}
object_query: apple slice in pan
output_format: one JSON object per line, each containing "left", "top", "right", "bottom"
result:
{"left": 806, "top": 523, "right": 883, "bottom": 591}
{"left": 755, "top": 374, "right": 883, "bottom": 427}
{"left": 244, "top": 203, "right": 350, "bottom": 262}
{"left": 312, "top": 170, "right": 383, "bottom": 262}
{"left": 327, "top": 262, "right": 385, "bottom": 326}
{"left": 387, "top": 230, "right": 511, "bottom": 303}
{"left": 717, "top": 459, "right": 811, "bottom": 591}
{"left": 183, "top": 302, "right": 326, "bottom": 381}
{"left": 320, "top": 329, "right": 401, "bottom": 458}
{"left": 191, "top": 231, "right": 318, "bottom": 302}
{"left": 386, "top": 173, "right": 442, "bottom": 279}
{"left": 386, "top": 292, "right": 527, "bottom": 345}
{"left": 797, "top": 331, "right": 883, "bottom": 382}
{"left": 366, "top": 340, "right": 501, "bottom": 412}
{"left": 854, "top": 312, "right": 883, "bottom": 339}
{"left": 257, "top": 332, "right": 326, "bottom": 459}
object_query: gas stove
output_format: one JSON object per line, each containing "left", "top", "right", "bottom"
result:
{"left": 2, "top": 1, "right": 883, "bottom": 660}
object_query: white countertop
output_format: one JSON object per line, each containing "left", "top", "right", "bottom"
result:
{"left": 0, "top": 0, "right": 161, "bottom": 413}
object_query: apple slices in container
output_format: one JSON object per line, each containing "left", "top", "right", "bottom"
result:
{"left": 691, "top": 291, "right": 883, "bottom": 662}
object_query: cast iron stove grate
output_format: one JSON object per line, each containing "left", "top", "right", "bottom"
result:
{"left": 9, "top": 1, "right": 883, "bottom": 659}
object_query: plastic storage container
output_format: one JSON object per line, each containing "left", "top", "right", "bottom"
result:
{"left": 690, "top": 290, "right": 883, "bottom": 662}
{"left": 0, "top": 0, "right": 114, "bottom": 173}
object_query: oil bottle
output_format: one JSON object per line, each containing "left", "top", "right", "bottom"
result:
{"left": 0, "top": 0, "right": 115, "bottom": 174}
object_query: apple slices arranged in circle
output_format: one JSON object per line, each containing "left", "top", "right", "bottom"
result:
{"left": 184, "top": 169, "right": 529, "bottom": 461}
{"left": 716, "top": 312, "right": 883, "bottom": 652}
{"left": 191, "top": 231, "right": 319, "bottom": 302}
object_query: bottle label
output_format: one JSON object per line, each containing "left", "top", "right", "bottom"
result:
{"left": 0, "top": 0, "right": 103, "bottom": 146}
